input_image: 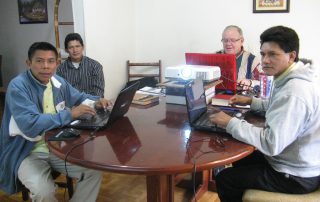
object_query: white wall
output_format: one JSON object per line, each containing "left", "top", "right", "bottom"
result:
{"left": 82, "top": 0, "right": 320, "bottom": 97}
{"left": 134, "top": 0, "right": 320, "bottom": 68}
{"left": 82, "top": 0, "right": 135, "bottom": 99}
{"left": 1, "top": 0, "right": 319, "bottom": 98}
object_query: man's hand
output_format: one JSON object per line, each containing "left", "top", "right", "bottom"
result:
{"left": 209, "top": 111, "right": 232, "bottom": 128}
{"left": 238, "top": 79, "right": 252, "bottom": 90}
{"left": 229, "top": 95, "right": 252, "bottom": 106}
{"left": 71, "top": 104, "right": 96, "bottom": 119}
{"left": 95, "top": 98, "right": 113, "bottom": 111}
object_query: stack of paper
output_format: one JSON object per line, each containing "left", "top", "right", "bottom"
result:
{"left": 132, "top": 93, "right": 160, "bottom": 106}
{"left": 211, "top": 94, "right": 250, "bottom": 109}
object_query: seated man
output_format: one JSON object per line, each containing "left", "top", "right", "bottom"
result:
{"left": 210, "top": 26, "right": 320, "bottom": 202}
{"left": 217, "top": 25, "right": 262, "bottom": 90}
{"left": 57, "top": 33, "right": 105, "bottom": 97}
{"left": 0, "top": 42, "right": 112, "bottom": 201}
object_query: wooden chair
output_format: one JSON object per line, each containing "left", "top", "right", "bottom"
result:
{"left": 21, "top": 170, "right": 74, "bottom": 201}
{"left": 127, "top": 60, "right": 162, "bottom": 84}
{"left": 242, "top": 187, "right": 320, "bottom": 202}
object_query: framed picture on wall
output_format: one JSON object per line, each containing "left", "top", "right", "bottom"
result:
{"left": 253, "top": 0, "right": 290, "bottom": 13}
{"left": 18, "top": 0, "right": 48, "bottom": 24}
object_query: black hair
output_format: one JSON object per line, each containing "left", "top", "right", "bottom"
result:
{"left": 260, "top": 26, "right": 299, "bottom": 62}
{"left": 64, "top": 33, "right": 84, "bottom": 49}
{"left": 28, "top": 42, "right": 58, "bottom": 61}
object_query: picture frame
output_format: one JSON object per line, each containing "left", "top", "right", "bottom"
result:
{"left": 253, "top": 0, "right": 290, "bottom": 13}
{"left": 18, "top": 0, "right": 48, "bottom": 24}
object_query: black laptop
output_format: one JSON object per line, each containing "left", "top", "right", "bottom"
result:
{"left": 68, "top": 81, "right": 140, "bottom": 130}
{"left": 185, "top": 78, "right": 242, "bottom": 133}
{"left": 125, "top": 76, "right": 158, "bottom": 89}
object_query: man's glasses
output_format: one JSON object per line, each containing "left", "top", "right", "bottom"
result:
{"left": 221, "top": 38, "right": 241, "bottom": 43}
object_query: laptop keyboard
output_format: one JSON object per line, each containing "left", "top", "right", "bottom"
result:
{"left": 196, "top": 113, "right": 216, "bottom": 127}
{"left": 79, "top": 110, "right": 110, "bottom": 126}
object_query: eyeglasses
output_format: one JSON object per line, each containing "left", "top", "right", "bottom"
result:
{"left": 221, "top": 38, "right": 242, "bottom": 43}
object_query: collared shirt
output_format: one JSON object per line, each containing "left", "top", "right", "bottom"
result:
{"left": 31, "top": 81, "right": 56, "bottom": 154}
{"left": 236, "top": 51, "right": 244, "bottom": 78}
{"left": 274, "top": 62, "right": 297, "bottom": 82}
{"left": 57, "top": 56, "right": 105, "bottom": 97}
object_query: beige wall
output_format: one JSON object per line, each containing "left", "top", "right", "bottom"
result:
{"left": 82, "top": 0, "right": 320, "bottom": 98}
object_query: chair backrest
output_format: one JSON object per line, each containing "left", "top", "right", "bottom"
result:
{"left": 127, "top": 60, "right": 162, "bottom": 83}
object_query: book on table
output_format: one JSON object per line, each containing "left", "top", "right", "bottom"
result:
{"left": 132, "top": 93, "right": 160, "bottom": 105}
{"left": 211, "top": 94, "right": 250, "bottom": 109}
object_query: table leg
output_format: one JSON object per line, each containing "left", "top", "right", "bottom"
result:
{"left": 146, "top": 174, "right": 174, "bottom": 202}
{"left": 190, "top": 170, "right": 209, "bottom": 202}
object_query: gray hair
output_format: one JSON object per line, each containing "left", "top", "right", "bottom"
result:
{"left": 223, "top": 25, "right": 243, "bottom": 37}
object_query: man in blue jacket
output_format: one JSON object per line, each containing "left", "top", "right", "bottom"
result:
{"left": 0, "top": 42, "right": 111, "bottom": 201}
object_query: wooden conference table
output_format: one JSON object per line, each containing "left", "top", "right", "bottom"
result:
{"left": 46, "top": 99, "right": 261, "bottom": 202}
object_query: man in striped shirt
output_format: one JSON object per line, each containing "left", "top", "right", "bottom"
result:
{"left": 57, "top": 33, "right": 105, "bottom": 97}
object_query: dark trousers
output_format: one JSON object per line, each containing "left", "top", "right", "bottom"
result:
{"left": 216, "top": 150, "right": 320, "bottom": 202}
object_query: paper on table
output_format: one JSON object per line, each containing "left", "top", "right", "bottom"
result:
{"left": 211, "top": 96, "right": 250, "bottom": 109}
{"left": 137, "top": 86, "right": 162, "bottom": 95}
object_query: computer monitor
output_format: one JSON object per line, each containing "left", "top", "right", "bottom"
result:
{"left": 185, "top": 53, "right": 237, "bottom": 94}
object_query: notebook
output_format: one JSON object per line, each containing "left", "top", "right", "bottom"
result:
{"left": 185, "top": 78, "right": 242, "bottom": 133}
{"left": 211, "top": 94, "right": 250, "bottom": 109}
{"left": 185, "top": 53, "right": 237, "bottom": 94}
{"left": 68, "top": 81, "right": 140, "bottom": 130}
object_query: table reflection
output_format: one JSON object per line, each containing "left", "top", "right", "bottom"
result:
{"left": 106, "top": 117, "right": 141, "bottom": 165}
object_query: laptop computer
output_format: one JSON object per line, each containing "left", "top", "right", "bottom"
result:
{"left": 185, "top": 53, "right": 237, "bottom": 94}
{"left": 68, "top": 81, "right": 140, "bottom": 130}
{"left": 125, "top": 76, "right": 158, "bottom": 89}
{"left": 185, "top": 78, "right": 242, "bottom": 133}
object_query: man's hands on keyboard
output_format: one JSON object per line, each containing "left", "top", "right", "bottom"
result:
{"left": 72, "top": 104, "right": 96, "bottom": 120}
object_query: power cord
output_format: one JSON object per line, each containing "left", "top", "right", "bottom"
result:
{"left": 185, "top": 136, "right": 226, "bottom": 201}
{"left": 63, "top": 127, "right": 100, "bottom": 201}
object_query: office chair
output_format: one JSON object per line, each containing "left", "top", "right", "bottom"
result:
{"left": 127, "top": 60, "right": 162, "bottom": 84}
{"left": 21, "top": 170, "right": 74, "bottom": 201}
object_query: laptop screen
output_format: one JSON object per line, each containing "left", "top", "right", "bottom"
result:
{"left": 185, "top": 53, "right": 237, "bottom": 94}
{"left": 185, "top": 78, "right": 207, "bottom": 123}
{"left": 125, "top": 76, "right": 158, "bottom": 90}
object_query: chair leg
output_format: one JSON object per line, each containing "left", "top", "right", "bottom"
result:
{"left": 21, "top": 176, "right": 74, "bottom": 201}
{"left": 21, "top": 186, "right": 29, "bottom": 201}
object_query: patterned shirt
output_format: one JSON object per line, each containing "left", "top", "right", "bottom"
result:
{"left": 56, "top": 56, "right": 105, "bottom": 97}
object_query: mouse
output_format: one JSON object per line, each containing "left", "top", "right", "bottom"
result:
{"left": 235, "top": 112, "right": 242, "bottom": 118}
{"left": 62, "top": 128, "right": 81, "bottom": 138}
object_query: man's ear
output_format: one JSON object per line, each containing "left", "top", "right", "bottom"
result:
{"left": 289, "top": 51, "right": 297, "bottom": 63}
{"left": 26, "top": 59, "right": 31, "bottom": 67}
